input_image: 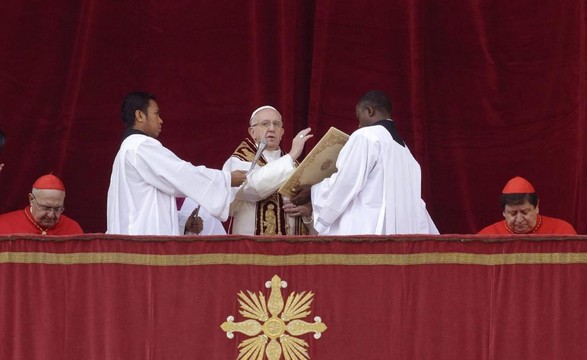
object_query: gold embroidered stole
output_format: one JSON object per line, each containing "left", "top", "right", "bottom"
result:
{"left": 230, "top": 138, "right": 308, "bottom": 235}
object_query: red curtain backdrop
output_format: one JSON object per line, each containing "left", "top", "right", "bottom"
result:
{"left": 2, "top": 235, "right": 587, "bottom": 359}
{"left": 0, "top": 1, "right": 585, "bottom": 233}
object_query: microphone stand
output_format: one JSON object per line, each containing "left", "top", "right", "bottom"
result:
{"left": 247, "top": 139, "right": 267, "bottom": 174}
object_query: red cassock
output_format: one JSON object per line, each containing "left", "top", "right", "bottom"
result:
{"left": 0, "top": 207, "right": 83, "bottom": 235}
{"left": 478, "top": 215, "right": 577, "bottom": 235}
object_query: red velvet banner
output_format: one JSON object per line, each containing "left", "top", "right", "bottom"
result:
{"left": 2, "top": 234, "right": 587, "bottom": 359}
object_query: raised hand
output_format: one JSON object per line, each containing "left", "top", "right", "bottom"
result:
{"left": 288, "top": 128, "right": 313, "bottom": 161}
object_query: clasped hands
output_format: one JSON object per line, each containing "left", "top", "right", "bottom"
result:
{"left": 289, "top": 184, "right": 312, "bottom": 206}
{"left": 283, "top": 184, "right": 313, "bottom": 218}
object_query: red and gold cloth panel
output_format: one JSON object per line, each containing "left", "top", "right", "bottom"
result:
{"left": 1, "top": 234, "right": 587, "bottom": 359}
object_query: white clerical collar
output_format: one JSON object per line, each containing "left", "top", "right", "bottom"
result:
{"left": 263, "top": 148, "right": 282, "bottom": 161}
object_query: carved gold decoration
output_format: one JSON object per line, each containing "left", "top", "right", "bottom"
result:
{"left": 221, "top": 275, "right": 327, "bottom": 360}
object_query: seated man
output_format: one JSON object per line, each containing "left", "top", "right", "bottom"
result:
{"left": 0, "top": 174, "right": 83, "bottom": 235}
{"left": 223, "top": 105, "right": 312, "bottom": 235}
{"left": 478, "top": 176, "right": 577, "bottom": 235}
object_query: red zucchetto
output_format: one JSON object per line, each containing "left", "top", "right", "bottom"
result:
{"left": 501, "top": 176, "right": 535, "bottom": 194}
{"left": 32, "top": 174, "right": 65, "bottom": 191}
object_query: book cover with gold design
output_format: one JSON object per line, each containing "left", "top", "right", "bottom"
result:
{"left": 278, "top": 127, "right": 349, "bottom": 197}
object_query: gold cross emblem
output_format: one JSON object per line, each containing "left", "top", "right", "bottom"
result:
{"left": 221, "top": 275, "right": 327, "bottom": 359}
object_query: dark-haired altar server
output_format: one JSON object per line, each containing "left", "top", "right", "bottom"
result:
{"left": 107, "top": 91, "right": 246, "bottom": 235}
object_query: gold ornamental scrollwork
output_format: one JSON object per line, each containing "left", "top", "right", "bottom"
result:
{"left": 221, "top": 275, "right": 327, "bottom": 360}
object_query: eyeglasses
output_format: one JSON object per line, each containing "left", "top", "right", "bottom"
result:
{"left": 31, "top": 194, "right": 65, "bottom": 214}
{"left": 251, "top": 120, "right": 283, "bottom": 129}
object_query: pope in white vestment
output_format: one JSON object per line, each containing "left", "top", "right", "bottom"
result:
{"left": 107, "top": 92, "right": 244, "bottom": 235}
{"left": 223, "top": 106, "right": 313, "bottom": 235}
{"left": 223, "top": 147, "right": 298, "bottom": 235}
{"left": 304, "top": 90, "right": 438, "bottom": 235}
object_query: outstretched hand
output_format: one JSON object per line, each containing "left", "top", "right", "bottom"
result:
{"left": 230, "top": 170, "right": 247, "bottom": 187}
{"left": 290, "top": 184, "right": 312, "bottom": 206}
{"left": 288, "top": 128, "right": 313, "bottom": 161}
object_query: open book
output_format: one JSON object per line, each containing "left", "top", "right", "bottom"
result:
{"left": 278, "top": 127, "right": 349, "bottom": 197}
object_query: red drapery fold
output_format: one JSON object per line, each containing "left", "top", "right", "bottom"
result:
{"left": 0, "top": 1, "right": 585, "bottom": 233}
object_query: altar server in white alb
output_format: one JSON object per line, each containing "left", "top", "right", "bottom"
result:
{"left": 107, "top": 91, "right": 246, "bottom": 235}
{"left": 291, "top": 90, "right": 439, "bottom": 235}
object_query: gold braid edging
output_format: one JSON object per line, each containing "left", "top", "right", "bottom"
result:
{"left": 2, "top": 252, "right": 587, "bottom": 266}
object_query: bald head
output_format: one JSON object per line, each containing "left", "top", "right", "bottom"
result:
{"left": 29, "top": 188, "right": 66, "bottom": 229}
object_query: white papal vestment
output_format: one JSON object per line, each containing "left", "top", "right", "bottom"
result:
{"left": 223, "top": 149, "right": 297, "bottom": 235}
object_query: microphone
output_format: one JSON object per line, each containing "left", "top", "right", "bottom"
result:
{"left": 247, "top": 139, "right": 267, "bottom": 174}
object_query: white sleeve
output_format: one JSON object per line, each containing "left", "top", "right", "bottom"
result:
{"left": 134, "top": 140, "right": 233, "bottom": 221}
{"left": 222, "top": 155, "right": 295, "bottom": 202}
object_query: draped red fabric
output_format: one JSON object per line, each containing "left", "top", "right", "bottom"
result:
{"left": 2, "top": 234, "right": 587, "bottom": 359}
{"left": 0, "top": 1, "right": 585, "bottom": 233}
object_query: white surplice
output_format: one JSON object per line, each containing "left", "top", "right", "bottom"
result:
{"left": 107, "top": 134, "right": 232, "bottom": 235}
{"left": 178, "top": 197, "right": 227, "bottom": 235}
{"left": 222, "top": 149, "right": 297, "bottom": 235}
{"left": 311, "top": 125, "right": 439, "bottom": 235}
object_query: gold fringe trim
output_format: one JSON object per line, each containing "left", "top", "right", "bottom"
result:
{"left": 2, "top": 252, "right": 587, "bottom": 266}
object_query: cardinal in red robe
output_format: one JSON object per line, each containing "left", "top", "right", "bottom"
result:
{"left": 478, "top": 176, "right": 576, "bottom": 235}
{"left": 0, "top": 174, "right": 83, "bottom": 235}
